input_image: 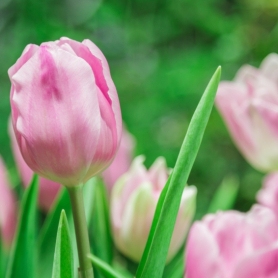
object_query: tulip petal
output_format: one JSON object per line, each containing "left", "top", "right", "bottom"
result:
{"left": 233, "top": 245, "right": 278, "bottom": 278}
{"left": 185, "top": 223, "right": 223, "bottom": 278}
{"left": 11, "top": 45, "right": 102, "bottom": 185}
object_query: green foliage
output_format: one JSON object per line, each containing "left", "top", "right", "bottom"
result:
{"left": 0, "top": 234, "right": 7, "bottom": 277}
{"left": 208, "top": 175, "right": 240, "bottom": 213}
{"left": 52, "top": 210, "right": 74, "bottom": 278}
{"left": 5, "top": 175, "right": 39, "bottom": 278}
{"left": 136, "top": 67, "right": 221, "bottom": 278}
{"left": 38, "top": 188, "right": 72, "bottom": 278}
{"left": 163, "top": 247, "right": 185, "bottom": 278}
{"left": 88, "top": 254, "right": 132, "bottom": 278}
{"left": 88, "top": 177, "right": 113, "bottom": 265}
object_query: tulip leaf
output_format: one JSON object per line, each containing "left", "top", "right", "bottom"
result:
{"left": 163, "top": 247, "right": 185, "bottom": 278}
{"left": 0, "top": 234, "right": 7, "bottom": 277}
{"left": 88, "top": 177, "right": 113, "bottom": 265}
{"left": 6, "top": 174, "right": 39, "bottom": 278}
{"left": 136, "top": 67, "right": 221, "bottom": 278}
{"left": 88, "top": 254, "right": 132, "bottom": 278}
{"left": 207, "top": 174, "right": 239, "bottom": 213}
{"left": 52, "top": 210, "right": 74, "bottom": 278}
{"left": 38, "top": 188, "right": 72, "bottom": 278}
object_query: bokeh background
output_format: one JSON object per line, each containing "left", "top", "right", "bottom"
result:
{"left": 0, "top": 0, "right": 278, "bottom": 218}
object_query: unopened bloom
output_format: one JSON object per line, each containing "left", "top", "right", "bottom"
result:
{"left": 0, "top": 157, "right": 17, "bottom": 247}
{"left": 185, "top": 205, "right": 278, "bottom": 278}
{"left": 9, "top": 121, "right": 60, "bottom": 211}
{"left": 102, "top": 127, "right": 135, "bottom": 193}
{"left": 216, "top": 53, "right": 278, "bottom": 172}
{"left": 257, "top": 172, "right": 278, "bottom": 217}
{"left": 111, "top": 156, "right": 196, "bottom": 263}
{"left": 9, "top": 37, "right": 122, "bottom": 186}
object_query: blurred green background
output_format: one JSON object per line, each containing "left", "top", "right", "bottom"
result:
{"left": 0, "top": 0, "right": 278, "bottom": 218}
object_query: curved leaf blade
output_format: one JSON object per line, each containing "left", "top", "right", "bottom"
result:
{"left": 38, "top": 188, "right": 72, "bottom": 278}
{"left": 52, "top": 210, "right": 74, "bottom": 278}
{"left": 136, "top": 67, "right": 221, "bottom": 278}
{"left": 88, "top": 254, "right": 131, "bottom": 278}
{"left": 6, "top": 174, "right": 39, "bottom": 278}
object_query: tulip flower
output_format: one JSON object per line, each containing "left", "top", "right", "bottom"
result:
{"left": 185, "top": 205, "right": 278, "bottom": 278}
{"left": 102, "top": 127, "right": 135, "bottom": 193}
{"left": 111, "top": 156, "right": 196, "bottom": 263}
{"left": 9, "top": 121, "right": 60, "bottom": 211}
{"left": 9, "top": 37, "right": 122, "bottom": 187}
{"left": 216, "top": 53, "right": 278, "bottom": 172}
{"left": 257, "top": 172, "right": 278, "bottom": 217}
{"left": 0, "top": 157, "right": 17, "bottom": 247}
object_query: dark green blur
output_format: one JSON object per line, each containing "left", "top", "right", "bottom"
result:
{"left": 0, "top": 0, "right": 277, "bottom": 217}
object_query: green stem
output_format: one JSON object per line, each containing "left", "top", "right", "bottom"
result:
{"left": 67, "top": 185, "right": 94, "bottom": 278}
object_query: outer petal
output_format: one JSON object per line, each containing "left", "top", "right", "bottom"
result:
{"left": 9, "top": 120, "right": 60, "bottom": 211}
{"left": 82, "top": 39, "right": 122, "bottom": 146}
{"left": 111, "top": 155, "right": 149, "bottom": 230}
{"left": 216, "top": 82, "right": 256, "bottom": 161}
{"left": 9, "top": 44, "right": 39, "bottom": 134}
{"left": 185, "top": 223, "right": 223, "bottom": 278}
{"left": 260, "top": 53, "right": 278, "bottom": 85}
{"left": 248, "top": 100, "right": 278, "bottom": 171}
{"left": 0, "top": 158, "right": 17, "bottom": 247}
{"left": 118, "top": 182, "right": 156, "bottom": 262}
{"left": 257, "top": 172, "right": 278, "bottom": 217}
{"left": 56, "top": 38, "right": 121, "bottom": 179}
{"left": 148, "top": 156, "right": 168, "bottom": 193}
{"left": 102, "top": 127, "right": 135, "bottom": 193}
{"left": 10, "top": 44, "right": 102, "bottom": 185}
{"left": 233, "top": 245, "right": 278, "bottom": 278}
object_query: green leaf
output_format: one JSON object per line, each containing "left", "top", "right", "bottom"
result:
{"left": 6, "top": 174, "right": 39, "bottom": 278}
{"left": 88, "top": 177, "right": 113, "bottom": 264}
{"left": 0, "top": 234, "right": 7, "bottom": 277}
{"left": 38, "top": 188, "right": 72, "bottom": 278}
{"left": 207, "top": 174, "right": 239, "bottom": 213}
{"left": 52, "top": 210, "right": 74, "bottom": 278}
{"left": 163, "top": 247, "right": 185, "bottom": 278}
{"left": 88, "top": 254, "right": 132, "bottom": 278}
{"left": 136, "top": 67, "right": 221, "bottom": 278}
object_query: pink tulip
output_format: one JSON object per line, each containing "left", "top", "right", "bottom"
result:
{"left": 111, "top": 156, "right": 196, "bottom": 263}
{"left": 185, "top": 205, "right": 278, "bottom": 278}
{"left": 257, "top": 172, "right": 278, "bottom": 218}
{"left": 216, "top": 53, "right": 278, "bottom": 172}
{"left": 102, "top": 127, "right": 135, "bottom": 193}
{"left": 9, "top": 37, "right": 122, "bottom": 186}
{"left": 0, "top": 157, "right": 17, "bottom": 247}
{"left": 9, "top": 121, "right": 60, "bottom": 211}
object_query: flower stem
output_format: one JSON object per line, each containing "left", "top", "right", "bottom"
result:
{"left": 67, "top": 185, "right": 94, "bottom": 278}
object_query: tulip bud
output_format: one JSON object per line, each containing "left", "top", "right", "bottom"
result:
{"left": 185, "top": 205, "right": 278, "bottom": 278}
{"left": 9, "top": 37, "right": 122, "bottom": 186}
{"left": 9, "top": 120, "right": 60, "bottom": 211}
{"left": 111, "top": 156, "right": 196, "bottom": 263}
{"left": 257, "top": 172, "right": 278, "bottom": 218}
{"left": 0, "top": 157, "right": 17, "bottom": 247}
{"left": 102, "top": 127, "right": 135, "bottom": 194}
{"left": 216, "top": 53, "right": 278, "bottom": 172}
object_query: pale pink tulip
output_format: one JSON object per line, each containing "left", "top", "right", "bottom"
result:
{"left": 216, "top": 53, "right": 278, "bottom": 172}
{"left": 111, "top": 156, "right": 196, "bottom": 263}
{"left": 9, "top": 37, "right": 122, "bottom": 186}
{"left": 9, "top": 121, "right": 60, "bottom": 211}
{"left": 102, "top": 127, "right": 135, "bottom": 193}
{"left": 257, "top": 172, "right": 278, "bottom": 218}
{"left": 185, "top": 205, "right": 278, "bottom": 278}
{"left": 0, "top": 157, "right": 17, "bottom": 247}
